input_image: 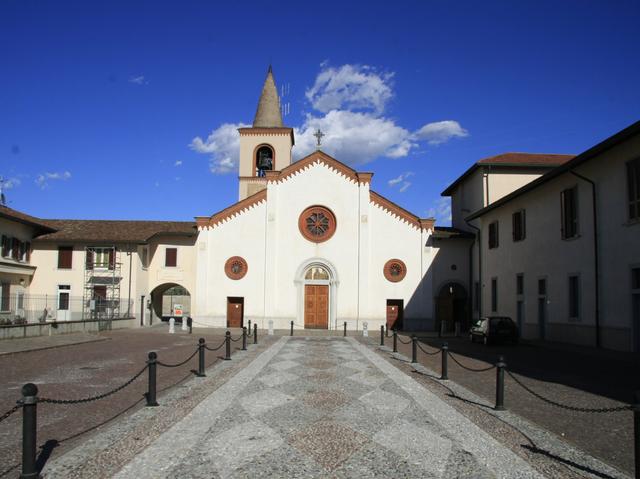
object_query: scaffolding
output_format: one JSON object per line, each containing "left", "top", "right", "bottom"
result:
{"left": 82, "top": 246, "right": 122, "bottom": 322}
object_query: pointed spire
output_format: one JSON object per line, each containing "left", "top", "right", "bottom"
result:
{"left": 253, "top": 66, "right": 283, "bottom": 128}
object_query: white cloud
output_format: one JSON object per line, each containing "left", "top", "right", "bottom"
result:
{"left": 306, "top": 64, "right": 394, "bottom": 115}
{"left": 427, "top": 197, "right": 452, "bottom": 224}
{"left": 414, "top": 120, "right": 468, "bottom": 145}
{"left": 388, "top": 171, "right": 414, "bottom": 193}
{"left": 129, "top": 75, "right": 147, "bottom": 85}
{"left": 293, "top": 110, "right": 415, "bottom": 165}
{"left": 190, "top": 122, "right": 250, "bottom": 174}
{"left": 1, "top": 177, "right": 21, "bottom": 189}
{"left": 35, "top": 171, "right": 71, "bottom": 189}
{"left": 388, "top": 171, "right": 414, "bottom": 187}
{"left": 174, "top": 160, "right": 183, "bottom": 167}
{"left": 190, "top": 65, "right": 469, "bottom": 174}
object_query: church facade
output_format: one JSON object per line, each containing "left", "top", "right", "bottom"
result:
{"left": 193, "top": 68, "right": 450, "bottom": 331}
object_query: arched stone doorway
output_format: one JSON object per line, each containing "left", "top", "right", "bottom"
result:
{"left": 150, "top": 283, "right": 191, "bottom": 322}
{"left": 436, "top": 282, "right": 468, "bottom": 334}
{"left": 295, "top": 259, "right": 339, "bottom": 329}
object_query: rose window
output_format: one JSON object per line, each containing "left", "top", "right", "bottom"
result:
{"left": 384, "top": 259, "right": 407, "bottom": 282}
{"left": 225, "top": 256, "right": 248, "bottom": 280}
{"left": 299, "top": 206, "right": 336, "bottom": 243}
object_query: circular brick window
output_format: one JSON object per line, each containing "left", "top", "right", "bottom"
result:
{"left": 224, "top": 256, "right": 248, "bottom": 280}
{"left": 299, "top": 206, "right": 337, "bottom": 243}
{"left": 384, "top": 259, "right": 407, "bottom": 282}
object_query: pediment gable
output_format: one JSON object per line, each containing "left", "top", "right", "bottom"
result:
{"left": 265, "top": 150, "right": 373, "bottom": 186}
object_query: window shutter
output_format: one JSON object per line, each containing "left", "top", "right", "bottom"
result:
{"left": 26, "top": 242, "right": 31, "bottom": 262}
{"left": 11, "top": 239, "right": 19, "bottom": 260}
{"left": 108, "top": 248, "right": 115, "bottom": 270}
{"left": 1, "top": 236, "right": 6, "bottom": 257}
{"left": 86, "top": 249, "right": 94, "bottom": 270}
{"left": 165, "top": 248, "right": 177, "bottom": 267}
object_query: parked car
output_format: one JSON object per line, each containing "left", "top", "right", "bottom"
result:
{"left": 470, "top": 316, "right": 519, "bottom": 345}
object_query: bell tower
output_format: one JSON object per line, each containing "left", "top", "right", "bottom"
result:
{"left": 238, "top": 66, "right": 295, "bottom": 200}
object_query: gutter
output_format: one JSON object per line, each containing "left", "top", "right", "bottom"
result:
{"left": 569, "top": 170, "right": 600, "bottom": 348}
{"left": 464, "top": 219, "right": 482, "bottom": 320}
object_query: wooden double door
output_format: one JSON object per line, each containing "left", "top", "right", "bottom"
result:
{"left": 304, "top": 285, "right": 328, "bottom": 329}
{"left": 227, "top": 297, "right": 244, "bottom": 328}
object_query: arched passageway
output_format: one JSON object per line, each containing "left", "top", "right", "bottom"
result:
{"left": 436, "top": 282, "right": 468, "bottom": 334}
{"left": 150, "top": 283, "right": 191, "bottom": 321}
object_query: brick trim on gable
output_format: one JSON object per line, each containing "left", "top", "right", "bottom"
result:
{"left": 263, "top": 150, "right": 373, "bottom": 185}
{"left": 196, "top": 189, "right": 267, "bottom": 229}
{"left": 370, "top": 190, "right": 434, "bottom": 231}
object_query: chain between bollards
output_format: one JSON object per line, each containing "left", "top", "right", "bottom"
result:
{"left": 242, "top": 327, "right": 247, "bottom": 351}
{"left": 392, "top": 330, "right": 398, "bottom": 353}
{"left": 146, "top": 352, "right": 159, "bottom": 407}
{"left": 343, "top": 321, "right": 347, "bottom": 337}
{"left": 196, "top": 338, "right": 206, "bottom": 377}
{"left": 19, "top": 383, "right": 38, "bottom": 479}
{"left": 380, "top": 325, "right": 385, "bottom": 346}
{"left": 495, "top": 355, "right": 506, "bottom": 411}
{"left": 441, "top": 342, "right": 449, "bottom": 380}
{"left": 290, "top": 320, "right": 294, "bottom": 336}
{"left": 253, "top": 323, "right": 258, "bottom": 344}
{"left": 411, "top": 335, "right": 417, "bottom": 363}
{"left": 224, "top": 331, "right": 231, "bottom": 360}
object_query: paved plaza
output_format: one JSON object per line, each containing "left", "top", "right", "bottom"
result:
{"left": 1, "top": 330, "right": 631, "bottom": 478}
{"left": 104, "top": 336, "right": 543, "bottom": 478}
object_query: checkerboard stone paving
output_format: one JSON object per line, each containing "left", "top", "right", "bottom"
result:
{"left": 115, "top": 337, "right": 544, "bottom": 479}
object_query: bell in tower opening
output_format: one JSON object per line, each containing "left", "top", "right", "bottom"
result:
{"left": 256, "top": 146, "right": 273, "bottom": 177}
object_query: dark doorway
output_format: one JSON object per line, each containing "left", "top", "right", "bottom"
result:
{"left": 386, "top": 299, "right": 404, "bottom": 330}
{"left": 227, "top": 297, "right": 244, "bottom": 328}
{"left": 436, "top": 283, "right": 468, "bottom": 333}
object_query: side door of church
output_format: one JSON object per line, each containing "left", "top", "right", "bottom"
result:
{"left": 226, "top": 297, "right": 244, "bottom": 328}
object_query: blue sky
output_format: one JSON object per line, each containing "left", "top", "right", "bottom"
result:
{"left": 1, "top": 0, "right": 639, "bottom": 224}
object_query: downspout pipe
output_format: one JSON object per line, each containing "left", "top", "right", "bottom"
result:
{"left": 465, "top": 219, "right": 482, "bottom": 320}
{"left": 570, "top": 171, "right": 600, "bottom": 348}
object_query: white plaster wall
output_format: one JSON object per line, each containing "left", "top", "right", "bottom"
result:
{"left": 368, "top": 203, "right": 429, "bottom": 326}
{"left": 451, "top": 170, "right": 485, "bottom": 231}
{"left": 486, "top": 170, "right": 545, "bottom": 204}
{"left": 195, "top": 159, "right": 434, "bottom": 331}
{"left": 477, "top": 134, "right": 640, "bottom": 350}
{"left": 195, "top": 201, "right": 267, "bottom": 327}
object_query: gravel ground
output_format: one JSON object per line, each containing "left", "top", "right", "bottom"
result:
{"left": 360, "top": 333, "right": 634, "bottom": 478}
{"left": 0, "top": 326, "right": 265, "bottom": 477}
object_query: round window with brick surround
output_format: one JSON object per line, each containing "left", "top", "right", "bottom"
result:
{"left": 298, "top": 206, "right": 337, "bottom": 243}
{"left": 384, "top": 259, "right": 407, "bottom": 282}
{"left": 224, "top": 256, "right": 248, "bottom": 280}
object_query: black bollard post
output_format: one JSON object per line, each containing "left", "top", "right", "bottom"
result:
{"left": 393, "top": 330, "right": 398, "bottom": 353}
{"left": 290, "top": 320, "right": 294, "bottom": 336}
{"left": 146, "top": 352, "right": 159, "bottom": 406}
{"left": 411, "top": 335, "right": 417, "bottom": 363}
{"left": 380, "top": 326, "right": 385, "bottom": 346}
{"left": 253, "top": 324, "right": 258, "bottom": 344}
{"left": 385, "top": 324, "right": 389, "bottom": 337}
{"left": 187, "top": 316, "right": 193, "bottom": 334}
{"left": 634, "top": 391, "right": 640, "bottom": 479}
{"left": 224, "top": 331, "right": 231, "bottom": 360}
{"left": 441, "top": 342, "right": 449, "bottom": 380}
{"left": 196, "top": 338, "right": 206, "bottom": 377}
{"left": 242, "top": 327, "right": 247, "bottom": 351}
{"left": 495, "top": 355, "right": 506, "bottom": 411}
{"left": 20, "top": 383, "right": 38, "bottom": 479}
{"left": 343, "top": 321, "right": 347, "bottom": 337}
{"left": 248, "top": 320, "right": 252, "bottom": 336}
